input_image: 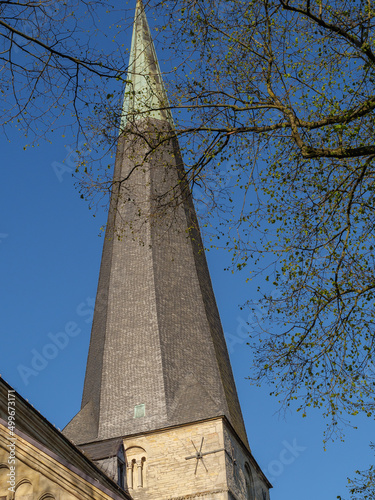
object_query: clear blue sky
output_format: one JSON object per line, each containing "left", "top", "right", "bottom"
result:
{"left": 0, "top": 2, "right": 373, "bottom": 499}
{"left": 1, "top": 118, "right": 373, "bottom": 500}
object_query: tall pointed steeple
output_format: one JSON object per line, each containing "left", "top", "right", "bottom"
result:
{"left": 121, "top": 0, "right": 173, "bottom": 127}
{"left": 64, "top": 2, "right": 270, "bottom": 498}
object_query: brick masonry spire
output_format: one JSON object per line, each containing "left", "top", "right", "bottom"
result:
{"left": 63, "top": 0, "right": 249, "bottom": 453}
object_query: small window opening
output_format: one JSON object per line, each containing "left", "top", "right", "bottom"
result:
{"left": 118, "top": 459, "right": 125, "bottom": 489}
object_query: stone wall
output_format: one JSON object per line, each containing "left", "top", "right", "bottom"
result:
{"left": 0, "top": 421, "right": 125, "bottom": 500}
{"left": 223, "top": 422, "right": 270, "bottom": 500}
{"left": 121, "top": 417, "right": 270, "bottom": 500}
{"left": 123, "top": 418, "right": 228, "bottom": 500}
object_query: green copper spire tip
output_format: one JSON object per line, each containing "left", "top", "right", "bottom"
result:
{"left": 120, "top": 0, "right": 174, "bottom": 130}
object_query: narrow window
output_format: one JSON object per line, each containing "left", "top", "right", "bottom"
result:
{"left": 118, "top": 459, "right": 125, "bottom": 489}
{"left": 127, "top": 460, "right": 135, "bottom": 489}
{"left": 245, "top": 464, "right": 255, "bottom": 500}
{"left": 14, "top": 479, "right": 33, "bottom": 500}
{"left": 125, "top": 447, "right": 147, "bottom": 489}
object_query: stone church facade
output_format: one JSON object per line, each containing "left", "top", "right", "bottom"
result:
{"left": 0, "top": 1, "right": 271, "bottom": 499}
{"left": 0, "top": 378, "right": 130, "bottom": 500}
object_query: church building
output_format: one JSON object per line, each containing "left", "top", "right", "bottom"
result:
{"left": 0, "top": 1, "right": 271, "bottom": 499}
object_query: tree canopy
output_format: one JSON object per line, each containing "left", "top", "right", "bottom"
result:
{"left": 1, "top": 0, "right": 375, "bottom": 495}
{"left": 149, "top": 0, "right": 375, "bottom": 440}
{"left": 0, "top": 0, "right": 129, "bottom": 139}
{"left": 339, "top": 443, "right": 375, "bottom": 500}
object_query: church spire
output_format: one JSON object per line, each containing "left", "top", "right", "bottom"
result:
{"left": 120, "top": 0, "right": 173, "bottom": 129}
{"left": 64, "top": 0, "right": 250, "bottom": 460}
{"left": 62, "top": 2, "right": 273, "bottom": 497}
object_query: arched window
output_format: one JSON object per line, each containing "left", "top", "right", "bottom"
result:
{"left": 125, "top": 446, "right": 147, "bottom": 489}
{"left": 0, "top": 464, "right": 10, "bottom": 500}
{"left": 244, "top": 463, "right": 255, "bottom": 500}
{"left": 15, "top": 479, "right": 33, "bottom": 500}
